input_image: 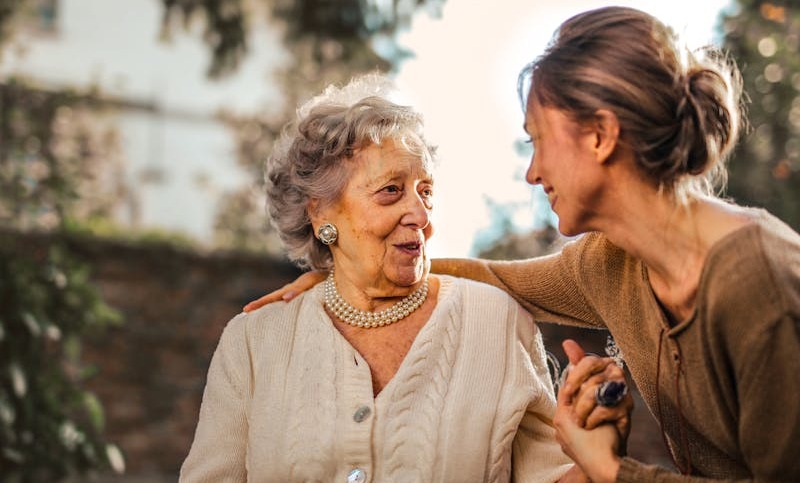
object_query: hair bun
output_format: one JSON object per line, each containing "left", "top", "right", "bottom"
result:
{"left": 671, "top": 57, "right": 741, "bottom": 180}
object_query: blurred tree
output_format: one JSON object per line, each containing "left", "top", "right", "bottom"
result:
{"left": 0, "top": 0, "right": 25, "bottom": 47}
{"left": 160, "top": 0, "right": 443, "bottom": 78}
{"left": 0, "top": 79, "right": 129, "bottom": 231}
{"left": 476, "top": 223, "right": 566, "bottom": 261}
{"left": 0, "top": 79, "right": 127, "bottom": 478}
{"left": 722, "top": 1, "right": 800, "bottom": 230}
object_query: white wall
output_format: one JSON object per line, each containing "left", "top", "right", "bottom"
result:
{"left": 0, "top": 0, "right": 288, "bottom": 242}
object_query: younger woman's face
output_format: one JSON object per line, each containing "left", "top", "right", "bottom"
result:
{"left": 523, "top": 97, "right": 607, "bottom": 236}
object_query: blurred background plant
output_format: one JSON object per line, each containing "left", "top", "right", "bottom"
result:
{"left": 0, "top": 40, "right": 129, "bottom": 481}
{"left": 723, "top": 0, "right": 800, "bottom": 231}
{"left": 0, "top": 239, "right": 124, "bottom": 481}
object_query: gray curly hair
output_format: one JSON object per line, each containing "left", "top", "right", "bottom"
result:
{"left": 265, "top": 75, "right": 436, "bottom": 270}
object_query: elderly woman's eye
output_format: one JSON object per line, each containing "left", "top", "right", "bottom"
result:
{"left": 382, "top": 185, "right": 401, "bottom": 194}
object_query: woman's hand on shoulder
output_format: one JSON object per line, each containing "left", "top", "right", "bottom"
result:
{"left": 243, "top": 270, "right": 328, "bottom": 312}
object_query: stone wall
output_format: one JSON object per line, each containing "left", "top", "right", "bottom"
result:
{"left": 5, "top": 231, "right": 673, "bottom": 480}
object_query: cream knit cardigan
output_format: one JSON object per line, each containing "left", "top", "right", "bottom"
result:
{"left": 180, "top": 275, "right": 572, "bottom": 482}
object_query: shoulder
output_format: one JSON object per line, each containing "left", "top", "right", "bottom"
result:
{"left": 562, "top": 232, "right": 637, "bottom": 276}
{"left": 702, "top": 210, "right": 800, "bottom": 325}
{"left": 219, "top": 288, "right": 322, "bottom": 350}
{"left": 558, "top": 232, "right": 642, "bottom": 300}
{"left": 440, "top": 274, "right": 529, "bottom": 312}
{"left": 438, "top": 274, "right": 539, "bottom": 343}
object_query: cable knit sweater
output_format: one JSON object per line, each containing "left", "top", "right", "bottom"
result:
{"left": 434, "top": 209, "right": 800, "bottom": 482}
{"left": 180, "top": 275, "right": 573, "bottom": 483}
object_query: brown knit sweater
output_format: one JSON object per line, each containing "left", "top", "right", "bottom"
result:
{"left": 433, "top": 209, "right": 800, "bottom": 482}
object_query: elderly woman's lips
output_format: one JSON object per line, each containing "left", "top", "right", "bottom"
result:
{"left": 395, "top": 242, "right": 422, "bottom": 254}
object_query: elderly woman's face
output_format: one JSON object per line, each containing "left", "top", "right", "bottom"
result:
{"left": 316, "top": 139, "right": 434, "bottom": 293}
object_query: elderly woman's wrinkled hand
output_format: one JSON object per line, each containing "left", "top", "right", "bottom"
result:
{"left": 559, "top": 339, "right": 633, "bottom": 444}
{"left": 243, "top": 270, "right": 327, "bottom": 312}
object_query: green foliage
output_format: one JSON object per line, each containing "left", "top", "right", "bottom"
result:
{"left": 160, "top": 0, "right": 248, "bottom": 78}
{"left": 62, "top": 217, "right": 200, "bottom": 251}
{"left": 0, "top": 75, "right": 127, "bottom": 480}
{"left": 0, "top": 0, "right": 26, "bottom": 47}
{"left": 0, "top": 237, "right": 124, "bottom": 481}
{"left": 159, "top": 0, "right": 443, "bottom": 78}
{"left": 722, "top": 1, "right": 800, "bottom": 230}
{"left": 0, "top": 77, "right": 128, "bottom": 231}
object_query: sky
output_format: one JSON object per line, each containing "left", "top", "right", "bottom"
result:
{"left": 394, "top": 0, "right": 734, "bottom": 257}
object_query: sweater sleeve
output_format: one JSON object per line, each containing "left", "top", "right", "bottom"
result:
{"left": 180, "top": 315, "right": 251, "bottom": 483}
{"left": 432, "top": 235, "right": 605, "bottom": 329}
{"left": 615, "top": 457, "right": 746, "bottom": 482}
{"left": 511, "top": 305, "right": 575, "bottom": 483}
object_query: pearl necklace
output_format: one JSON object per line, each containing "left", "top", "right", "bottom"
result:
{"left": 323, "top": 271, "right": 429, "bottom": 328}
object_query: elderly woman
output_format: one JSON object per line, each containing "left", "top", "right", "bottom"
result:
{"left": 179, "top": 77, "right": 575, "bottom": 482}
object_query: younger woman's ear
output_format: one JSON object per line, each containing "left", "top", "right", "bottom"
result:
{"left": 592, "top": 109, "right": 621, "bottom": 164}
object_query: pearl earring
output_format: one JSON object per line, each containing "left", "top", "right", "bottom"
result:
{"left": 317, "top": 223, "right": 338, "bottom": 245}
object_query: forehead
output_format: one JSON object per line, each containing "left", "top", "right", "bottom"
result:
{"left": 352, "top": 140, "right": 433, "bottom": 181}
{"left": 523, "top": 96, "right": 544, "bottom": 133}
{"left": 524, "top": 98, "right": 581, "bottom": 135}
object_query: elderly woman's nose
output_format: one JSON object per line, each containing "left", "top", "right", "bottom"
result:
{"left": 402, "top": 192, "right": 431, "bottom": 228}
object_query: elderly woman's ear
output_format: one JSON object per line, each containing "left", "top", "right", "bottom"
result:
{"left": 308, "top": 198, "right": 339, "bottom": 246}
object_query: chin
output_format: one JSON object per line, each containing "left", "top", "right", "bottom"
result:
{"left": 390, "top": 264, "right": 427, "bottom": 288}
{"left": 557, "top": 219, "right": 585, "bottom": 238}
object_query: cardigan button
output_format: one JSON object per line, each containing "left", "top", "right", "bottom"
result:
{"left": 353, "top": 405, "right": 371, "bottom": 423}
{"left": 347, "top": 468, "right": 367, "bottom": 483}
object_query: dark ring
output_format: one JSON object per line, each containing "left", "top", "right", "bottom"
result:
{"left": 595, "top": 380, "right": 628, "bottom": 407}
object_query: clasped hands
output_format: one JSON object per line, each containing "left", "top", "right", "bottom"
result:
{"left": 555, "top": 339, "right": 633, "bottom": 483}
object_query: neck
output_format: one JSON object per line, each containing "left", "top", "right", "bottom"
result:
{"left": 591, "top": 180, "right": 749, "bottom": 321}
{"left": 324, "top": 270, "right": 430, "bottom": 328}
{"left": 330, "top": 266, "right": 427, "bottom": 313}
